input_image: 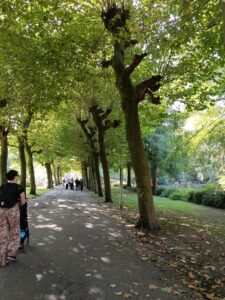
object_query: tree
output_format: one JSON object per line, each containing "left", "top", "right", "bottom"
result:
{"left": 90, "top": 104, "right": 120, "bottom": 202}
{"left": 101, "top": 3, "right": 161, "bottom": 229}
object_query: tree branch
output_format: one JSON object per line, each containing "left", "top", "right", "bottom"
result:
{"left": 126, "top": 53, "right": 148, "bottom": 75}
{"left": 103, "top": 120, "right": 120, "bottom": 131}
{"left": 102, "top": 59, "right": 112, "bottom": 68}
{"left": 136, "top": 75, "right": 162, "bottom": 103}
{"left": 32, "top": 149, "right": 43, "bottom": 155}
{"left": 0, "top": 99, "right": 7, "bottom": 108}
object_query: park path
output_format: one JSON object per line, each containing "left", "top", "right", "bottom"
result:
{"left": 0, "top": 188, "right": 194, "bottom": 300}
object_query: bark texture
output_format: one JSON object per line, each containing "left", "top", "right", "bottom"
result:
{"left": 0, "top": 127, "right": 8, "bottom": 185}
{"left": 77, "top": 118, "right": 103, "bottom": 197}
{"left": 45, "top": 163, "right": 54, "bottom": 188}
{"left": 25, "top": 142, "right": 36, "bottom": 195}
{"left": 81, "top": 161, "right": 89, "bottom": 188}
{"left": 90, "top": 105, "right": 117, "bottom": 203}
{"left": 127, "top": 163, "right": 131, "bottom": 187}
{"left": 18, "top": 135, "right": 26, "bottom": 188}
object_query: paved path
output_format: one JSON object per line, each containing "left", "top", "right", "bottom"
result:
{"left": 0, "top": 188, "right": 194, "bottom": 300}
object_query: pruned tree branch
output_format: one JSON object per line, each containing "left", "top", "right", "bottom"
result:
{"left": 32, "top": 149, "right": 43, "bottom": 155}
{"left": 127, "top": 53, "right": 148, "bottom": 75}
{"left": 102, "top": 59, "right": 112, "bottom": 68}
{"left": 0, "top": 99, "right": 7, "bottom": 108}
{"left": 136, "top": 75, "right": 162, "bottom": 103}
{"left": 103, "top": 119, "right": 120, "bottom": 131}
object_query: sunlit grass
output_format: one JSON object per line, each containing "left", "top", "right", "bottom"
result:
{"left": 26, "top": 187, "right": 50, "bottom": 199}
{"left": 111, "top": 187, "right": 225, "bottom": 235}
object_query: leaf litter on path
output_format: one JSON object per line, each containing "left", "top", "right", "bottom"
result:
{"left": 100, "top": 204, "right": 225, "bottom": 299}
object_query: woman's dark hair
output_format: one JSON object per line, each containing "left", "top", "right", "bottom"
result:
{"left": 5, "top": 170, "right": 19, "bottom": 180}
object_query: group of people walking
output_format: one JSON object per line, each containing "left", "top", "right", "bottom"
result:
{"left": 64, "top": 178, "right": 83, "bottom": 191}
{"left": 0, "top": 170, "right": 26, "bottom": 267}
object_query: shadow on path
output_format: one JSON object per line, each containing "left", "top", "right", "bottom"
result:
{"left": 0, "top": 188, "right": 194, "bottom": 300}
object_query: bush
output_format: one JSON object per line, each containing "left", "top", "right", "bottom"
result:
{"left": 201, "top": 191, "right": 225, "bottom": 209}
{"left": 156, "top": 185, "right": 225, "bottom": 209}
{"left": 169, "top": 188, "right": 192, "bottom": 201}
{"left": 188, "top": 190, "right": 205, "bottom": 204}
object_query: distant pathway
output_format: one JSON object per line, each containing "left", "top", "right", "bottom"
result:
{"left": 0, "top": 188, "right": 194, "bottom": 300}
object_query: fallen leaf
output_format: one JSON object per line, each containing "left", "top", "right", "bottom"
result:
{"left": 148, "top": 284, "right": 158, "bottom": 290}
{"left": 115, "top": 291, "right": 123, "bottom": 296}
{"left": 161, "top": 287, "right": 173, "bottom": 293}
{"left": 110, "top": 283, "right": 117, "bottom": 288}
{"left": 123, "top": 292, "right": 132, "bottom": 298}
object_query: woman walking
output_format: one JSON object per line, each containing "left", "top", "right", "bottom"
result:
{"left": 0, "top": 170, "right": 26, "bottom": 267}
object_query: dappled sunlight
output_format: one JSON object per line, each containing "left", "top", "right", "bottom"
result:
{"left": 72, "top": 247, "right": 79, "bottom": 253}
{"left": 37, "top": 242, "right": 46, "bottom": 246}
{"left": 89, "top": 287, "right": 104, "bottom": 298}
{"left": 37, "top": 214, "right": 51, "bottom": 222}
{"left": 45, "top": 295, "right": 66, "bottom": 300}
{"left": 36, "top": 274, "right": 44, "bottom": 282}
{"left": 108, "top": 232, "right": 121, "bottom": 238}
{"left": 35, "top": 224, "right": 63, "bottom": 231}
{"left": 85, "top": 223, "right": 94, "bottom": 229}
{"left": 94, "top": 273, "right": 104, "bottom": 280}
{"left": 100, "top": 256, "right": 111, "bottom": 264}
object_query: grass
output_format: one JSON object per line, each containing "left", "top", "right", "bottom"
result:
{"left": 111, "top": 187, "right": 225, "bottom": 235}
{"left": 26, "top": 187, "right": 50, "bottom": 199}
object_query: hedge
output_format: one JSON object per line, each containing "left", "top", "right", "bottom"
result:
{"left": 155, "top": 185, "right": 225, "bottom": 209}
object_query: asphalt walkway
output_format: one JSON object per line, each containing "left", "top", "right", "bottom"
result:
{"left": 0, "top": 188, "right": 194, "bottom": 300}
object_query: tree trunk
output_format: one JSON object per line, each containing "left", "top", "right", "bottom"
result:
{"left": 45, "top": 162, "right": 53, "bottom": 189}
{"left": 93, "top": 153, "right": 103, "bottom": 197}
{"left": 18, "top": 135, "right": 26, "bottom": 188}
{"left": 124, "top": 99, "right": 159, "bottom": 229}
{"left": 0, "top": 128, "right": 8, "bottom": 185}
{"left": 119, "top": 167, "right": 123, "bottom": 186}
{"left": 25, "top": 143, "right": 36, "bottom": 195}
{"left": 89, "top": 155, "right": 96, "bottom": 192}
{"left": 81, "top": 161, "right": 89, "bottom": 188}
{"left": 127, "top": 163, "right": 132, "bottom": 187}
{"left": 97, "top": 127, "right": 112, "bottom": 202}
{"left": 52, "top": 162, "right": 58, "bottom": 185}
{"left": 150, "top": 161, "right": 157, "bottom": 195}
{"left": 56, "top": 166, "right": 61, "bottom": 185}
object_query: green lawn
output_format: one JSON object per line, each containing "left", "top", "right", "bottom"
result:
{"left": 26, "top": 187, "right": 50, "bottom": 199}
{"left": 111, "top": 188, "right": 225, "bottom": 235}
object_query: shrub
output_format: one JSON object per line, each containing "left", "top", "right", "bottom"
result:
{"left": 188, "top": 190, "right": 205, "bottom": 204}
{"left": 157, "top": 185, "right": 225, "bottom": 209}
{"left": 169, "top": 188, "right": 192, "bottom": 201}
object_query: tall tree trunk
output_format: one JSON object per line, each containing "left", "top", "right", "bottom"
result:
{"left": 101, "top": 4, "right": 161, "bottom": 229}
{"left": 89, "top": 155, "right": 96, "bottom": 192}
{"left": 45, "top": 162, "right": 53, "bottom": 189}
{"left": 18, "top": 135, "right": 26, "bottom": 188}
{"left": 124, "top": 100, "right": 159, "bottom": 229}
{"left": 81, "top": 160, "right": 89, "bottom": 188}
{"left": 119, "top": 167, "right": 123, "bottom": 186}
{"left": 127, "top": 163, "right": 131, "bottom": 187}
{"left": 91, "top": 106, "right": 114, "bottom": 203}
{"left": 0, "top": 128, "right": 8, "bottom": 185}
{"left": 25, "top": 143, "right": 36, "bottom": 195}
{"left": 93, "top": 153, "right": 103, "bottom": 197}
{"left": 150, "top": 161, "right": 157, "bottom": 195}
{"left": 56, "top": 166, "right": 61, "bottom": 185}
{"left": 52, "top": 162, "right": 57, "bottom": 185}
{"left": 98, "top": 128, "right": 112, "bottom": 202}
